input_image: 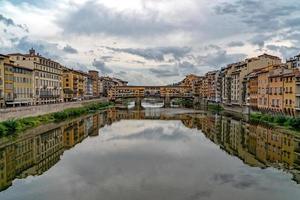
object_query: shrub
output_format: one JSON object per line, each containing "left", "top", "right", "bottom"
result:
{"left": 274, "top": 116, "right": 287, "bottom": 125}
{"left": 2, "top": 120, "right": 19, "bottom": 133}
{"left": 0, "top": 124, "right": 7, "bottom": 136}
{"left": 0, "top": 102, "right": 113, "bottom": 137}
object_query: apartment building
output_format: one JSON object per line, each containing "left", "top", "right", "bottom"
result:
{"left": 12, "top": 65, "right": 34, "bottom": 106}
{"left": 62, "top": 67, "right": 74, "bottom": 102}
{"left": 287, "top": 54, "right": 300, "bottom": 68}
{"left": 0, "top": 55, "right": 6, "bottom": 108}
{"left": 3, "top": 58, "right": 14, "bottom": 106}
{"left": 9, "top": 48, "right": 63, "bottom": 105}
{"left": 85, "top": 75, "right": 93, "bottom": 99}
{"left": 180, "top": 74, "right": 201, "bottom": 88}
{"left": 88, "top": 70, "right": 100, "bottom": 98}
{"left": 62, "top": 68, "right": 88, "bottom": 101}
{"left": 246, "top": 63, "right": 299, "bottom": 116}
{"left": 204, "top": 71, "right": 218, "bottom": 102}
{"left": 193, "top": 76, "right": 204, "bottom": 98}
{"left": 257, "top": 67, "right": 270, "bottom": 111}
{"left": 222, "top": 54, "right": 281, "bottom": 106}
{"left": 268, "top": 66, "right": 286, "bottom": 113}
{"left": 246, "top": 69, "right": 261, "bottom": 109}
{"left": 100, "top": 76, "right": 128, "bottom": 97}
{"left": 283, "top": 70, "right": 297, "bottom": 116}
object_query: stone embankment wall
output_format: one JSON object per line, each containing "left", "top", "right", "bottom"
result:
{"left": 0, "top": 98, "right": 108, "bottom": 122}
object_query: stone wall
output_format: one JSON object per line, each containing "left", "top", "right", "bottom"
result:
{"left": 0, "top": 98, "right": 108, "bottom": 122}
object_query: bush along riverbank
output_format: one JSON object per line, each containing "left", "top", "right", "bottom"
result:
{"left": 173, "top": 99, "right": 194, "bottom": 108}
{"left": 0, "top": 102, "right": 114, "bottom": 137}
{"left": 250, "top": 112, "right": 300, "bottom": 132}
{"left": 207, "top": 104, "right": 224, "bottom": 112}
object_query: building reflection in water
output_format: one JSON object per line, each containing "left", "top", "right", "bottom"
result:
{"left": 0, "top": 108, "right": 300, "bottom": 191}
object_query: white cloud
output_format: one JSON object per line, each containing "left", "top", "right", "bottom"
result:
{"left": 1, "top": 0, "right": 300, "bottom": 85}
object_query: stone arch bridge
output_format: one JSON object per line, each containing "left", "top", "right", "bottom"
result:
{"left": 108, "top": 86, "right": 194, "bottom": 108}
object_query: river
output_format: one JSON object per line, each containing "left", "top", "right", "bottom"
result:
{"left": 0, "top": 107, "right": 300, "bottom": 200}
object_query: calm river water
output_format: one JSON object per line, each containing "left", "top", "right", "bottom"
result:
{"left": 0, "top": 107, "right": 300, "bottom": 200}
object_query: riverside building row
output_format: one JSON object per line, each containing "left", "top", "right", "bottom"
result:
{"left": 0, "top": 49, "right": 127, "bottom": 108}
{"left": 179, "top": 53, "right": 300, "bottom": 116}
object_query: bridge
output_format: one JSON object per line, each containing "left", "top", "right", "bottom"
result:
{"left": 108, "top": 85, "right": 193, "bottom": 108}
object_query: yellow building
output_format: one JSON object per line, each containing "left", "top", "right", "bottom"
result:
{"left": 12, "top": 66, "right": 34, "bottom": 106}
{"left": 4, "top": 61, "right": 14, "bottom": 106}
{"left": 62, "top": 68, "right": 87, "bottom": 101}
{"left": 223, "top": 54, "right": 282, "bottom": 106}
{"left": 0, "top": 55, "right": 5, "bottom": 108}
{"left": 9, "top": 48, "right": 63, "bottom": 105}
{"left": 62, "top": 67, "right": 74, "bottom": 101}
{"left": 180, "top": 74, "right": 201, "bottom": 88}
{"left": 282, "top": 70, "right": 298, "bottom": 116}
{"left": 257, "top": 67, "right": 270, "bottom": 111}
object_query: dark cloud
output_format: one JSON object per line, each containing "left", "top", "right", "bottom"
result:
{"left": 14, "top": 37, "right": 62, "bottom": 60}
{"left": 100, "top": 56, "right": 114, "bottom": 62}
{"left": 196, "top": 50, "right": 247, "bottom": 68}
{"left": 212, "top": 173, "right": 258, "bottom": 190}
{"left": 149, "top": 68, "right": 179, "bottom": 77}
{"left": 204, "top": 44, "right": 221, "bottom": 51}
{"left": 63, "top": 44, "right": 78, "bottom": 54}
{"left": 177, "top": 61, "right": 199, "bottom": 74}
{"left": 214, "top": 0, "right": 300, "bottom": 34}
{"left": 92, "top": 59, "right": 113, "bottom": 74}
{"left": 214, "top": 2, "right": 239, "bottom": 15}
{"left": 266, "top": 45, "right": 300, "bottom": 58}
{"left": 106, "top": 46, "right": 191, "bottom": 62}
{"left": 0, "top": 14, "right": 28, "bottom": 32}
{"left": 58, "top": 1, "right": 175, "bottom": 37}
{"left": 107, "top": 127, "right": 189, "bottom": 141}
{"left": 248, "top": 34, "right": 275, "bottom": 48}
{"left": 187, "top": 190, "right": 212, "bottom": 200}
{"left": 285, "top": 17, "right": 300, "bottom": 27}
{"left": 227, "top": 41, "right": 245, "bottom": 47}
{"left": 212, "top": 173, "right": 235, "bottom": 184}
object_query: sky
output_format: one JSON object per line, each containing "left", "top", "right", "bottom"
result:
{"left": 1, "top": 0, "right": 300, "bottom": 85}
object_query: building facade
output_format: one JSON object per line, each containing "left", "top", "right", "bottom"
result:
{"left": 0, "top": 55, "right": 6, "bottom": 108}
{"left": 12, "top": 66, "right": 33, "bottom": 106}
{"left": 9, "top": 49, "right": 63, "bottom": 105}
{"left": 88, "top": 70, "right": 100, "bottom": 98}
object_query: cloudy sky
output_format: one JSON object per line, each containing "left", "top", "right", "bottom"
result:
{"left": 1, "top": 0, "right": 300, "bottom": 85}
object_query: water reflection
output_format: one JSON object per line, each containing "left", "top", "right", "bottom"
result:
{"left": 0, "top": 108, "right": 300, "bottom": 199}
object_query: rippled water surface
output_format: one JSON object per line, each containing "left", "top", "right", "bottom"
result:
{"left": 0, "top": 108, "right": 300, "bottom": 200}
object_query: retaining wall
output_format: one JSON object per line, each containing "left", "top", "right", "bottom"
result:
{"left": 0, "top": 98, "right": 108, "bottom": 122}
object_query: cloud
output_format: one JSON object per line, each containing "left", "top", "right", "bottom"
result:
{"left": 63, "top": 44, "right": 78, "bottom": 54}
{"left": 196, "top": 49, "right": 247, "bottom": 68}
{"left": 212, "top": 173, "right": 258, "bottom": 190}
{"left": 214, "top": 0, "right": 300, "bottom": 33}
{"left": 92, "top": 59, "right": 113, "bottom": 74}
{"left": 227, "top": 41, "right": 245, "bottom": 47}
{"left": 149, "top": 67, "right": 179, "bottom": 77}
{"left": 249, "top": 34, "right": 273, "bottom": 48}
{"left": 58, "top": 1, "right": 176, "bottom": 38}
{"left": 266, "top": 45, "right": 300, "bottom": 58}
{"left": 2, "top": 36, "right": 64, "bottom": 60}
{"left": 107, "top": 127, "right": 189, "bottom": 141}
{"left": 0, "top": 14, "right": 28, "bottom": 32}
{"left": 106, "top": 46, "right": 191, "bottom": 62}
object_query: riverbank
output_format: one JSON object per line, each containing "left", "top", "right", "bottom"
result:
{"left": 0, "top": 98, "right": 108, "bottom": 122}
{"left": 205, "top": 102, "right": 300, "bottom": 135}
{"left": 249, "top": 112, "right": 300, "bottom": 131}
{"left": 0, "top": 102, "right": 114, "bottom": 137}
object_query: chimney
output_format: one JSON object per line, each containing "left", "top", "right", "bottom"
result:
{"left": 29, "top": 48, "right": 35, "bottom": 56}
